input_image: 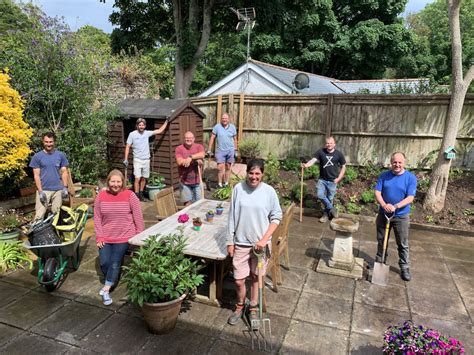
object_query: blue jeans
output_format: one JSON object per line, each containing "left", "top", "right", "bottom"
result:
{"left": 180, "top": 183, "right": 201, "bottom": 204}
{"left": 316, "top": 179, "right": 337, "bottom": 212}
{"left": 99, "top": 242, "right": 129, "bottom": 287}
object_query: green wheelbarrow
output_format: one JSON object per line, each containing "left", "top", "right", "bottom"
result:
{"left": 23, "top": 204, "right": 88, "bottom": 292}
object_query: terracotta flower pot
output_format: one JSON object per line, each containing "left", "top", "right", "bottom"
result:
{"left": 142, "top": 293, "right": 186, "bottom": 334}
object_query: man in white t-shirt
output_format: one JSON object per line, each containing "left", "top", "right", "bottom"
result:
{"left": 124, "top": 118, "right": 168, "bottom": 201}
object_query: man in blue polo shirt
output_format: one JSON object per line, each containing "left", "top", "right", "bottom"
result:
{"left": 207, "top": 112, "right": 238, "bottom": 188}
{"left": 123, "top": 117, "right": 168, "bottom": 201}
{"left": 29, "top": 132, "right": 69, "bottom": 220}
{"left": 374, "top": 152, "right": 417, "bottom": 281}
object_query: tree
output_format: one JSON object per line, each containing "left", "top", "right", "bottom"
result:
{"left": 0, "top": 70, "right": 33, "bottom": 184}
{"left": 106, "top": 0, "right": 216, "bottom": 98}
{"left": 423, "top": 0, "right": 474, "bottom": 213}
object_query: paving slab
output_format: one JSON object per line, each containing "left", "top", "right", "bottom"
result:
{"left": 0, "top": 333, "right": 73, "bottom": 353}
{"left": 444, "top": 258, "right": 474, "bottom": 280}
{"left": 35, "top": 270, "right": 102, "bottom": 300}
{"left": 75, "top": 278, "right": 128, "bottom": 311}
{"left": 0, "top": 280, "right": 31, "bottom": 308}
{"left": 293, "top": 291, "right": 352, "bottom": 330}
{"left": 209, "top": 338, "right": 268, "bottom": 354}
{"left": 1, "top": 267, "right": 41, "bottom": 289}
{"left": 80, "top": 313, "right": 151, "bottom": 353}
{"left": 280, "top": 320, "right": 349, "bottom": 355}
{"left": 0, "top": 323, "right": 22, "bottom": 347}
{"left": 349, "top": 332, "right": 382, "bottom": 355}
{"left": 0, "top": 290, "right": 69, "bottom": 329}
{"left": 177, "top": 300, "right": 228, "bottom": 337}
{"left": 268, "top": 266, "right": 308, "bottom": 292}
{"left": 452, "top": 274, "right": 474, "bottom": 319}
{"left": 440, "top": 243, "right": 474, "bottom": 261}
{"left": 139, "top": 327, "right": 214, "bottom": 354}
{"left": 351, "top": 302, "right": 411, "bottom": 338}
{"left": 303, "top": 270, "right": 355, "bottom": 301}
{"left": 30, "top": 301, "right": 113, "bottom": 345}
{"left": 410, "top": 255, "right": 450, "bottom": 277}
{"left": 354, "top": 279, "right": 409, "bottom": 313}
{"left": 264, "top": 286, "right": 300, "bottom": 318}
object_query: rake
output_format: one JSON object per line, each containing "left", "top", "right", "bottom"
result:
{"left": 249, "top": 247, "right": 272, "bottom": 351}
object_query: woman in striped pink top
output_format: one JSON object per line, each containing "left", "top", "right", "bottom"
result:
{"left": 94, "top": 169, "right": 144, "bottom": 305}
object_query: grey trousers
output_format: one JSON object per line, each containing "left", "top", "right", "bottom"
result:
{"left": 375, "top": 213, "right": 410, "bottom": 269}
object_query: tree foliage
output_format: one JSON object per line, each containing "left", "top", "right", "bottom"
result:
{"left": 0, "top": 70, "right": 33, "bottom": 183}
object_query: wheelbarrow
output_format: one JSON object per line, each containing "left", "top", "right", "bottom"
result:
{"left": 23, "top": 204, "right": 88, "bottom": 292}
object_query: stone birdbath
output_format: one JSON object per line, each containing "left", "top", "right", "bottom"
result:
{"left": 316, "top": 218, "right": 363, "bottom": 279}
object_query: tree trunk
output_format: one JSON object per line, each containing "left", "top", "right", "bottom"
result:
{"left": 423, "top": 0, "right": 474, "bottom": 213}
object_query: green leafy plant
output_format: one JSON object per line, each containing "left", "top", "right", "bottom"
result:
{"left": 449, "top": 167, "right": 464, "bottom": 180}
{"left": 264, "top": 153, "right": 280, "bottom": 184}
{"left": 303, "top": 165, "right": 319, "bottom": 180}
{"left": 238, "top": 137, "right": 262, "bottom": 159}
{"left": 78, "top": 188, "right": 93, "bottom": 198}
{"left": 206, "top": 210, "right": 214, "bottom": 216}
{"left": 122, "top": 228, "right": 204, "bottom": 306}
{"left": 0, "top": 209, "right": 28, "bottom": 233}
{"left": 358, "top": 160, "right": 383, "bottom": 181}
{"left": 425, "top": 215, "right": 434, "bottom": 223}
{"left": 216, "top": 203, "right": 223, "bottom": 209}
{"left": 360, "top": 189, "right": 375, "bottom": 204}
{"left": 383, "top": 321, "right": 464, "bottom": 353}
{"left": 462, "top": 209, "right": 473, "bottom": 216}
{"left": 0, "top": 241, "right": 33, "bottom": 273}
{"left": 281, "top": 157, "right": 301, "bottom": 171}
{"left": 291, "top": 182, "right": 307, "bottom": 202}
{"left": 342, "top": 166, "right": 358, "bottom": 185}
{"left": 213, "top": 185, "right": 232, "bottom": 200}
{"left": 192, "top": 217, "right": 202, "bottom": 225}
{"left": 346, "top": 202, "right": 362, "bottom": 214}
{"left": 148, "top": 172, "right": 165, "bottom": 188}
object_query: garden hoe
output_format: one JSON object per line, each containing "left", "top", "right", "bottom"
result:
{"left": 249, "top": 247, "right": 272, "bottom": 351}
{"left": 372, "top": 213, "right": 394, "bottom": 286}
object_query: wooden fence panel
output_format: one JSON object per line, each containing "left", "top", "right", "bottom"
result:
{"left": 191, "top": 94, "right": 474, "bottom": 168}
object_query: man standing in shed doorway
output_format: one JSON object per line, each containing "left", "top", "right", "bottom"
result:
{"left": 301, "top": 136, "right": 346, "bottom": 222}
{"left": 207, "top": 112, "right": 238, "bottom": 188}
{"left": 123, "top": 118, "right": 168, "bottom": 201}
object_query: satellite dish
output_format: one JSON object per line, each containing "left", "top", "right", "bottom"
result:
{"left": 293, "top": 73, "right": 310, "bottom": 92}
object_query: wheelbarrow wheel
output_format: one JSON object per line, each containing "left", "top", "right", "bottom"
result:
{"left": 71, "top": 245, "right": 80, "bottom": 270}
{"left": 43, "top": 258, "right": 58, "bottom": 292}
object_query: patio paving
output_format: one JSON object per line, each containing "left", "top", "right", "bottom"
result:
{"left": 0, "top": 201, "right": 472, "bottom": 354}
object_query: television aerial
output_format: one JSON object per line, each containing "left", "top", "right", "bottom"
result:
{"left": 292, "top": 73, "right": 310, "bottom": 93}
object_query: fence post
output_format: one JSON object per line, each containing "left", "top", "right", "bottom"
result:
{"left": 326, "top": 94, "right": 333, "bottom": 138}
{"left": 238, "top": 94, "right": 245, "bottom": 143}
{"left": 216, "top": 95, "right": 222, "bottom": 124}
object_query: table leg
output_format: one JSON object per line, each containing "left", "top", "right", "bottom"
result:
{"left": 209, "top": 261, "right": 217, "bottom": 304}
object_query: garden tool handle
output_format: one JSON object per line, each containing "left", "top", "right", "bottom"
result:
{"left": 299, "top": 166, "right": 304, "bottom": 222}
{"left": 197, "top": 164, "right": 205, "bottom": 200}
{"left": 381, "top": 213, "right": 394, "bottom": 263}
{"left": 253, "top": 246, "right": 264, "bottom": 320}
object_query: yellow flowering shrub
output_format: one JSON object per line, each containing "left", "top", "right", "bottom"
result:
{"left": 0, "top": 70, "right": 33, "bottom": 182}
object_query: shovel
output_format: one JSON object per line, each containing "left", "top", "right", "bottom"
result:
{"left": 372, "top": 213, "right": 394, "bottom": 286}
{"left": 249, "top": 247, "right": 272, "bottom": 351}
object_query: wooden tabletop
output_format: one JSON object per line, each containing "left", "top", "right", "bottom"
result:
{"left": 128, "top": 199, "right": 230, "bottom": 260}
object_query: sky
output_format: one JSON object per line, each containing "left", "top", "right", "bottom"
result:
{"left": 29, "top": 0, "right": 435, "bottom": 34}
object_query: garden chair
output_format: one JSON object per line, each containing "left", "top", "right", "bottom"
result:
{"left": 154, "top": 187, "right": 184, "bottom": 220}
{"left": 267, "top": 203, "right": 295, "bottom": 292}
{"left": 66, "top": 168, "right": 98, "bottom": 209}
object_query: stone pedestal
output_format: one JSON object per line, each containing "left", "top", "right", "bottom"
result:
{"left": 316, "top": 218, "right": 364, "bottom": 279}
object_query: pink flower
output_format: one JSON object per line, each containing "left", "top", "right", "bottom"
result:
{"left": 178, "top": 213, "right": 189, "bottom": 223}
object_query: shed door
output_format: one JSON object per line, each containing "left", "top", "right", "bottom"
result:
{"left": 178, "top": 113, "right": 203, "bottom": 144}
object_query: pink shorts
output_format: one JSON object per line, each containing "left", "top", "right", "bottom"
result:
{"left": 232, "top": 245, "right": 269, "bottom": 280}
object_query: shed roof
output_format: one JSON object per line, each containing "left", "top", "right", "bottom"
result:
{"left": 118, "top": 99, "right": 205, "bottom": 121}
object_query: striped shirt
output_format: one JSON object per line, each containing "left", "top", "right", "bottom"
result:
{"left": 94, "top": 189, "right": 144, "bottom": 244}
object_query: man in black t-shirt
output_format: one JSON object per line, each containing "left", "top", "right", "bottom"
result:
{"left": 302, "top": 136, "right": 346, "bottom": 222}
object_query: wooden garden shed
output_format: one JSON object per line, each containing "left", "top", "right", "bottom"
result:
{"left": 108, "top": 99, "right": 206, "bottom": 188}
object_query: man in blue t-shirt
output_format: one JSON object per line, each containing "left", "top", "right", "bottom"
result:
{"left": 123, "top": 117, "right": 168, "bottom": 201}
{"left": 207, "top": 112, "right": 238, "bottom": 188}
{"left": 302, "top": 136, "right": 346, "bottom": 222}
{"left": 374, "top": 152, "right": 417, "bottom": 281}
{"left": 29, "top": 132, "right": 69, "bottom": 220}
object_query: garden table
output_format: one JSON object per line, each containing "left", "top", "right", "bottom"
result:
{"left": 129, "top": 198, "right": 230, "bottom": 306}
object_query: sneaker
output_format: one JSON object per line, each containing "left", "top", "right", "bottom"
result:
{"left": 400, "top": 268, "right": 411, "bottom": 281}
{"left": 102, "top": 291, "right": 113, "bottom": 306}
{"left": 227, "top": 302, "right": 246, "bottom": 325}
{"left": 319, "top": 213, "right": 329, "bottom": 223}
{"left": 218, "top": 183, "right": 223, "bottom": 188}
{"left": 138, "top": 191, "right": 145, "bottom": 202}
{"left": 329, "top": 208, "right": 339, "bottom": 219}
{"left": 248, "top": 306, "right": 260, "bottom": 330}
{"left": 223, "top": 182, "right": 229, "bottom": 187}
{"left": 99, "top": 288, "right": 105, "bottom": 296}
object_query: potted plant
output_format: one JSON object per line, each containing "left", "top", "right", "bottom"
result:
{"left": 215, "top": 203, "right": 224, "bottom": 215}
{"left": 383, "top": 321, "right": 464, "bottom": 353}
{"left": 0, "top": 209, "right": 27, "bottom": 242}
{"left": 192, "top": 217, "right": 202, "bottom": 231}
{"left": 122, "top": 228, "right": 204, "bottom": 334}
{"left": 205, "top": 210, "right": 215, "bottom": 222}
{"left": 146, "top": 172, "right": 166, "bottom": 201}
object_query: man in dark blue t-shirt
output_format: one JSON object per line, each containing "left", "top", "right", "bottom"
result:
{"left": 374, "top": 152, "right": 417, "bottom": 281}
{"left": 302, "top": 136, "right": 346, "bottom": 222}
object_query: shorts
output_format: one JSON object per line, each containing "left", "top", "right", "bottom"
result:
{"left": 232, "top": 245, "right": 269, "bottom": 280}
{"left": 215, "top": 149, "right": 235, "bottom": 164}
{"left": 180, "top": 183, "right": 202, "bottom": 204}
{"left": 133, "top": 158, "right": 150, "bottom": 178}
